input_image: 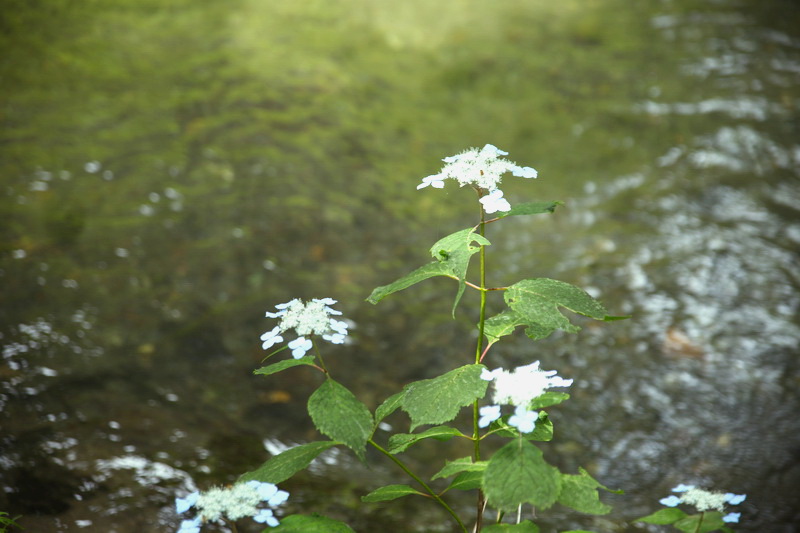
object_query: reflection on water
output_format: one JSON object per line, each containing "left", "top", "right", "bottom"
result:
{"left": 558, "top": 177, "right": 800, "bottom": 526}
{"left": 1, "top": 0, "right": 799, "bottom": 531}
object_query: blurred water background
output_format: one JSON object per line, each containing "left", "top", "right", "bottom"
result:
{"left": 1, "top": 0, "right": 799, "bottom": 531}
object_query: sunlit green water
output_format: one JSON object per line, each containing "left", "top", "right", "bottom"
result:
{"left": 2, "top": 0, "right": 799, "bottom": 531}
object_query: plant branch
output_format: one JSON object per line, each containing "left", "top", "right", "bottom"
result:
{"left": 694, "top": 511, "right": 705, "bottom": 533}
{"left": 478, "top": 343, "right": 492, "bottom": 363}
{"left": 312, "top": 339, "right": 330, "bottom": 376}
{"left": 368, "top": 439, "right": 468, "bottom": 533}
{"left": 473, "top": 205, "right": 488, "bottom": 531}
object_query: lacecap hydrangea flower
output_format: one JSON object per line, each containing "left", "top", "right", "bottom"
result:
{"left": 416, "top": 144, "right": 537, "bottom": 214}
{"left": 175, "top": 480, "right": 289, "bottom": 532}
{"left": 659, "top": 484, "right": 746, "bottom": 523}
{"left": 260, "top": 298, "right": 349, "bottom": 358}
{"left": 478, "top": 361, "right": 573, "bottom": 433}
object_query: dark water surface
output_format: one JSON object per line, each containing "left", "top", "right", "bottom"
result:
{"left": 2, "top": 0, "right": 799, "bottom": 531}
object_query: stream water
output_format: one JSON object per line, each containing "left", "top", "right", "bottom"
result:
{"left": 1, "top": 0, "right": 799, "bottom": 531}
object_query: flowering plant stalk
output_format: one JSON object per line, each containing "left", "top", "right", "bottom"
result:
{"left": 174, "top": 145, "right": 745, "bottom": 532}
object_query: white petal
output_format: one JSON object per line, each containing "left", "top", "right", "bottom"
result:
{"left": 660, "top": 495, "right": 682, "bottom": 507}
{"left": 724, "top": 493, "right": 746, "bottom": 505}
{"left": 511, "top": 166, "right": 538, "bottom": 178}
{"left": 482, "top": 144, "right": 509, "bottom": 156}
{"left": 175, "top": 492, "right": 199, "bottom": 513}
{"left": 260, "top": 326, "right": 281, "bottom": 340}
{"left": 261, "top": 335, "right": 283, "bottom": 350}
{"left": 269, "top": 490, "right": 290, "bottom": 506}
{"left": 480, "top": 368, "right": 497, "bottom": 381}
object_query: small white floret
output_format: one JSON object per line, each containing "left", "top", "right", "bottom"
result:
{"left": 177, "top": 517, "right": 201, "bottom": 533}
{"left": 478, "top": 405, "right": 501, "bottom": 428}
{"left": 417, "top": 175, "right": 446, "bottom": 189}
{"left": 253, "top": 508, "right": 278, "bottom": 526}
{"left": 288, "top": 337, "right": 312, "bottom": 359}
{"left": 724, "top": 493, "right": 746, "bottom": 505}
{"left": 508, "top": 406, "right": 538, "bottom": 433}
{"left": 175, "top": 492, "right": 199, "bottom": 513}
{"left": 659, "top": 495, "right": 681, "bottom": 507}
{"left": 479, "top": 189, "right": 511, "bottom": 214}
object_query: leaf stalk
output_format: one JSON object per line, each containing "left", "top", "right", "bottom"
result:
{"left": 368, "top": 439, "right": 468, "bottom": 533}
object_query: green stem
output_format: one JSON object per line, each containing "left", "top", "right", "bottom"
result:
{"left": 476, "top": 213, "right": 487, "bottom": 364}
{"left": 453, "top": 277, "right": 504, "bottom": 292}
{"left": 474, "top": 206, "right": 488, "bottom": 531}
{"left": 368, "top": 439, "right": 468, "bottom": 533}
{"left": 312, "top": 338, "right": 329, "bottom": 375}
{"left": 694, "top": 511, "right": 704, "bottom": 533}
{"left": 261, "top": 344, "right": 289, "bottom": 363}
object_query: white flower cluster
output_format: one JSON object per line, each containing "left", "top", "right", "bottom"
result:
{"left": 175, "top": 480, "right": 289, "bottom": 532}
{"left": 659, "top": 484, "right": 746, "bottom": 523}
{"left": 416, "top": 144, "right": 537, "bottom": 214}
{"left": 260, "top": 298, "right": 349, "bottom": 358}
{"left": 478, "top": 361, "right": 573, "bottom": 433}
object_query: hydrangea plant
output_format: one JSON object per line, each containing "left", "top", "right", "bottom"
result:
{"left": 174, "top": 481, "right": 289, "bottom": 532}
{"left": 637, "top": 484, "right": 747, "bottom": 532}
{"left": 260, "top": 298, "right": 348, "bottom": 358}
{"left": 175, "top": 145, "right": 748, "bottom": 532}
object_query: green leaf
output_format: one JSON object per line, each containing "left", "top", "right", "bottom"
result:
{"left": 602, "top": 315, "right": 631, "bottom": 321}
{"left": 484, "top": 440, "right": 561, "bottom": 511}
{"left": 429, "top": 227, "right": 490, "bottom": 264}
{"left": 0, "top": 512, "right": 23, "bottom": 531}
{"left": 483, "top": 309, "right": 527, "bottom": 344}
{"left": 489, "top": 411, "right": 553, "bottom": 442}
{"left": 387, "top": 425, "right": 464, "bottom": 454}
{"left": 402, "top": 364, "right": 489, "bottom": 431}
{"left": 270, "top": 514, "right": 355, "bottom": 532}
{"left": 528, "top": 412, "right": 554, "bottom": 441}
{"left": 504, "top": 278, "right": 617, "bottom": 340}
{"left": 496, "top": 200, "right": 562, "bottom": 219}
{"left": 636, "top": 508, "right": 688, "bottom": 525}
{"left": 254, "top": 356, "right": 317, "bottom": 376}
{"left": 239, "top": 441, "right": 340, "bottom": 484}
{"left": 482, "top": 520, "right": 540, "bottom": 532}
{"left": 444, "top": 470, "right": 485, "bottom": 492}
{"left": 366, "top": 261, "right": 451, "bottom": 304}
{"left": 361, "top": 484, "right": 423, "bottom": 502}
{"left": 431, "top": 456, "right": 488, "bottom": 480}
{"left": 367, "top": 227, "right": 490, "bottom": 315}
{"left": 674, "top": 513, "right": 726, "bottom": 533}
{"left": 374, "top": 391, "right": 405, "bottom": 427}
{"left": 529, "top": 392, "right": 570, "bottom": 409}
{"left": 308, "top": 379, "right": 373, "bottom": 462}
{"left": 429, "top": 227, "right": 490, "bottom": 315}
{"left": 557, "top": 467, "right": 617, "bottom": 515}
